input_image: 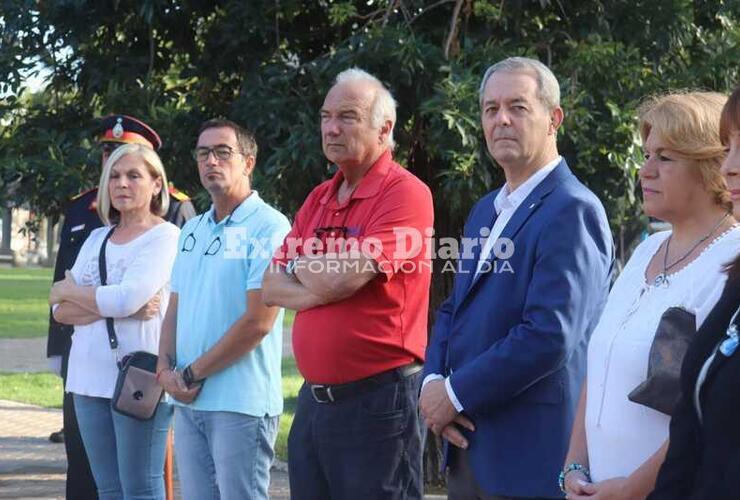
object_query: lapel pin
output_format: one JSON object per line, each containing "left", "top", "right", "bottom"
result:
{"left": 721, "top": 323, "right": 739, "bottom": 357}
{"left": 720, "top": 306, "right": 740, "bottom": 357}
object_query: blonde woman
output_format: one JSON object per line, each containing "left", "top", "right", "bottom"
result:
{"left": 649, "top": 85, "right": 740, "bottom": 499}
{"left": 563, "top": 92, "right": 740, "bottom": 499}
{"left": 49, "top": 143, "right": 179, "bottom": 499}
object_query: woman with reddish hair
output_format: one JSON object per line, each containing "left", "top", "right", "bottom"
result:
{"left": 649, "top": 85, "right": 740, "bottom": 499}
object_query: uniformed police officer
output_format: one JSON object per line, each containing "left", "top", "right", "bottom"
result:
{"left": 46, "top": 115, "right": 195, "bottom": 499}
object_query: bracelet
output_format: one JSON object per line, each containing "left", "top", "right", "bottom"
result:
{"left": 558, "top": 463, "right": 590, "bottom": 493}
{"left": 155, "top": 367, "right": 172, "bottom": 383}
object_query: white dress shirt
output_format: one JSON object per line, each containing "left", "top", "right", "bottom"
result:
{"left": 423, "top": 157, "right": 562, "bottom": 411}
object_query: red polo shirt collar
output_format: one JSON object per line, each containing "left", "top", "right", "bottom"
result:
{"left": 319, "top": 149, "right": 393, "bottom": 206}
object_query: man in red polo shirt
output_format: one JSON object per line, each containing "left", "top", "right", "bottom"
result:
{"left": 263, "top": 68, "right": 433, "bottom": 499}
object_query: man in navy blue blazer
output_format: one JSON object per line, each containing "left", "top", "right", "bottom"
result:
{"left": 420, "top": 57, "right": 614, "bottom": 499}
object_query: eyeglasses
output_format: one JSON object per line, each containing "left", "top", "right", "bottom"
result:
{"left": 181, "top": 233, "right": 222, "bottom": 256}
{"left": 192, "top": 145, "right": 243, "bottom": 163}
{"left": 181, "top": 212, "right": 233, "bottom": 256}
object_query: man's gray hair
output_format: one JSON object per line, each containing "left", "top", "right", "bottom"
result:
{"left": 335, "top": 68, "right": 397, "bottom": 149}
{"left": 479, "top": 57, "right": 561, "bottom": 111}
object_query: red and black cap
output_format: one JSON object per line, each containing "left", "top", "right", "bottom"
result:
{"left": 98, "top": 114, "right": 162, "bottom": 150}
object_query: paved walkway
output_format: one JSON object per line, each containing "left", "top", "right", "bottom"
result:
{"left": 0, "top": 399, "right": 291, "bottom": 499}
{"left": 0, "top": 400, "right": 65, "bottom": 499}
{"left": 0, "top": 339, "right": 49, "bottom": 373}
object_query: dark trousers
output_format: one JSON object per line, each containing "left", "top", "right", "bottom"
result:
{"left": 61, "top": 351, "right": 98, "bottom": 499}
{"left": 447, "top": 448, "right": 560, "bottom": 500}
{"left": 288, "top": 371, "right": 423, "bottom": 500}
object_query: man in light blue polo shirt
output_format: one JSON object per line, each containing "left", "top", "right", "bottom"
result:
{"left": 157, "top": 118, "right": 290, "bottom": 500}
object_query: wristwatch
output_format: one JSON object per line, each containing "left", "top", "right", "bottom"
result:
{"left": 182, "top": 364, "right": 205, "bottom": 389}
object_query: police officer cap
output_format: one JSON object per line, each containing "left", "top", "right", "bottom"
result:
{"left": 98, "top": 114, "right": 162, "bottom": 151}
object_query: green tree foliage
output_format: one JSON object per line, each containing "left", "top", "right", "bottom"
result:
{"left": 1, "top": 0, "right": 738, "bottom": 479}
{"left": 2, "top": 0, "right": 738, "bottom": 241}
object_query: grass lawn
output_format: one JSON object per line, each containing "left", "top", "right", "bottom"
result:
{"left": 0, "top": 267, "right": 53, "bottom": 338}
{"left": 0, "top": 372, "right": 64, "bottom": 408}
{"left": 283, "top": 308, "right": 295, "bottom": 330}
{"left": 0, "top": 357, "right": 303, "bottom": 461}
{"left": 0, "top": 266, "right": 296, "bottom": 339}
{"left": 276, "top": 357, "right": 302, "bottom": 461}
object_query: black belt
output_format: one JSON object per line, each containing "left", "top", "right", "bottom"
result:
{"left": 307, "top": 363, "right": 422, "bottom": 403}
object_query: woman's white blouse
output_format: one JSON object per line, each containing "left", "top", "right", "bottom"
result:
{"left": 585, "top": 226, "right": 740, "bottom": 481}
{"left": 64, "top": 222, "right": 179, "bottom": 399}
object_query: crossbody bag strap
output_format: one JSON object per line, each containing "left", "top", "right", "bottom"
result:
{"left": 98, "top": 225, "right": 119, "bottom": 350}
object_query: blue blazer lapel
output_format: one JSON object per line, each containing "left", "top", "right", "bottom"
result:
{"left": 466, "top": 160, "right": 572, "bottom": 293}
{"left": 457, "top": 193, "right": 498, "bottom": 296}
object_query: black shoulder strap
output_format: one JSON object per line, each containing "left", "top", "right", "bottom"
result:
{"left": 98, "top": 226, "right": 118, "bottom": 350}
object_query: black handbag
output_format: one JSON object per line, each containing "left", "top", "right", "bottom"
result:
{"left": 627, "top": 306, "right": 696, "bottom": 416}
{"left": 99, "top": 226, "right": 164, "bottom": 421}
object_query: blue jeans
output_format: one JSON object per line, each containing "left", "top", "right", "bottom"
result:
{"left": 73, "top": 394, "right": 173, "bottom": 500}
{"left": 288, "top": 370, "right": 423, "bottom": 500}
{"left": 174, "top": 407, "right": 278, "bottom": 500}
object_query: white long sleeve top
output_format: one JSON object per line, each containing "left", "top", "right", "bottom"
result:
{"left": 64, "top": 222, "right": 179, "bottom": 398}
{"left": 585, "top": 226, "right": 740, "bottom": 481}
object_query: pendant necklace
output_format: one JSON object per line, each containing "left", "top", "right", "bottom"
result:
{"left": 720, "top": 305, "right": 740, "bottom": 357}
{"left": 653, "top": 212, "right": 730, "bottom": 287}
